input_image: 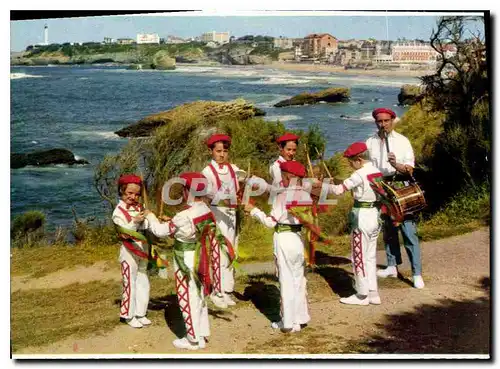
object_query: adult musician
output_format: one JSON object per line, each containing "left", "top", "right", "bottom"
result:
{"left": 366, "top": 108, "right": 424, "bottom": 289}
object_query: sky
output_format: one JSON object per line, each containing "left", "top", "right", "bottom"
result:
{"left": 8, "top": 11, "right": 486, "bottom": 52}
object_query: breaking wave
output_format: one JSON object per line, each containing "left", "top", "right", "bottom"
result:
{"left": 70, "top": 131, "right": 122, "bottom": 140}
{"left": 263, "top": 115, "right": 302, "bottom": 122}
{"left": 240, "top": 77, "right": 311, "bottom": 85}
{"left": 10, "top": 73, "right": 44, "bottom": 80}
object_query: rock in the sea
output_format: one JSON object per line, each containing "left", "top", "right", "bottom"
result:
{"left": 274, "top": 87, "right": 350, "bottom": 107}
{"left": 11, "top": 149, "right": 89, "bottom": 169}
{"left": 398, "top": 84, "right": 423, "bottom": 106}
{"left": 115, "top": 99, "right": 267, "bottom": 138}
{"left": 151, "top": 51, "right": 176, "bottom": 70}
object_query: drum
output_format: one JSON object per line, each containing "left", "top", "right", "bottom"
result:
{"left": 381, "top": 182, "right": 427, "bottom": 222}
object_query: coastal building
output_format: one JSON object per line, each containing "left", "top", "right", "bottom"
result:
{"left": 294, "top": 45, "right": 304, "bottom": 60}
{"left": 373, "top": 54, "right": 393, "bottom": 64}
{"left": 302, "top": 33, "right": 338, "bottom": 59}
{"left": 201, "top": 31, "right": 230, "bottom": 45}
{"left": 391, "top": 40, "right": 439, "bottom": 64}
{"left": 336, "top": 48, "right": 363, "bottom": 66}
{"left": 103, "top": 37, "right": 115, "bottom": 44}
{"left": 166, "top": 35, "right": 186, "bottom": 44}
{"left": 374, "top": 41, "right": 392, "bottom": 56}
{"left": 360, "top": 41, "right": 377, "bottom": 60}
{"left": 274, "top": 37, "right": 294, "bottom": 50}
{"left": 117, "top": 38, "right": 135, "bottom": 45}
{"left": 337, "top": 39, "right": 363, "bottom": 49}
{"left": 137, "top": 33, "right": 160, "bottom": 44}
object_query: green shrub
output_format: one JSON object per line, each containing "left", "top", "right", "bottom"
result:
{"left": 11, "top": 211, "right": 46, "bottom": 248}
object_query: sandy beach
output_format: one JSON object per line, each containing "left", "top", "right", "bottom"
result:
{"left": 177, "top": 61, "right": 434, "bottom": 78}
{"left": 263, "top": 61, "right": 434, "bottom": 77}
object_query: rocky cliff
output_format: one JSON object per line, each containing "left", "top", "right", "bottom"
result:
{"left": 115, "top": 99, "right": 266, "bottom": 138}
{"left": 11, "top": 43, "right": 277, "bottom": 67}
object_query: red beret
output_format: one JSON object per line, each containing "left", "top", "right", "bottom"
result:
{"left": 118, "top": 174, "right": 142, "bottom": 186}
{"left": 372, "top": 108, "right": 396, "bottom": 119}
{"left": 207, "top": 134, "right": 231, "bottom": 147}
{"left": 280, "top": 161, "right": 306, "bottom": 178}
{"left": 276, "top": 132, "right": 300, "bottom": 143}
{"left": 179, "top": 172, "right": 208, "bottom": 192}
{"left": 344, "top": 142, "right": 368, "bottom": 158}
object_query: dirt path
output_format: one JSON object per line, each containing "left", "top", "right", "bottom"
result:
{"left": 13, "top": 228, "right": 490, "bottom": 356}
{"left": 11, "top": 261, "right": 119, "bottom": 292}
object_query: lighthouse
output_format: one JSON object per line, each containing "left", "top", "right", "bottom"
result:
{"left": 44, "top": 24, "right": 48, "bottom": 45}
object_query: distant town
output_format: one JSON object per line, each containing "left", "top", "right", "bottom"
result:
{"left": 25, "top": 25, "right": 457, "bottom": 68}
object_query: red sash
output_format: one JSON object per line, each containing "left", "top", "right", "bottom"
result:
{"left": 208, "top": 163, "right": 238, "bottom": 208}
{"left": 117, "top": 205, "right": 149, "bottom": 259}
{"left": 117, "top": 204, "right": 143, "bottom": 222}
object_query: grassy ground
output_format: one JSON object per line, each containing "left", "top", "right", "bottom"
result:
{"left": 11, "top": 279, "right": 121, "bottom": 352}
{"left": 9, "top": 248, "right": 411, "bottom": 353}
{"left": 11, "top": 243, "right": 118, "bottom": 278}
{"left": 10, "top": 275, "right": 176, "bottom": 352}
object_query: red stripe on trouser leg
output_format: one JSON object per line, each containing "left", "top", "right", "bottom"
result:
{"left": 352, "top": 230, "right": 365, "bottom": 277}
{"left": 175, "top": 270, "right": 196, "bottom": 341}
{"left": 210, "top": 236, "right": 222, "bottom": 294}
{"left": 120, "top": 261, "right": 131, "bottom": 318}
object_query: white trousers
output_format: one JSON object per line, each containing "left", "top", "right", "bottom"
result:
{"left": 118, "top": 245, "right": 150, "bottom": 319}
{"left": 174, "top": 250, "right": 210, "bottom": 343}
{"left": 274, "top": 231, "right": 310, "bottom": 329}
{"left": 211, "top": 206, "right": 238, "bottom": 293}
{"left": 351, "top": 208, "right": 380, "bottom": 296}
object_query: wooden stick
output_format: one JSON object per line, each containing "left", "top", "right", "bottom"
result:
{"left": 247, "top": 159, "right": 251, "bottom": 179}
{"left": 159, "top": 190, "right": 164, "bottom": 216}
{"left": 139, "top": 172, "right": 149, "bottom": 210}
{"left": 304, "top": 144, "right": 315, "bottom": 178}
{"left": 314, "top": 147, "right": 333, "bottom": 179}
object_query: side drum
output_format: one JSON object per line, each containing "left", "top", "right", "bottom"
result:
{"left": 381, "top": 182, "right": 427, "bottom": 222}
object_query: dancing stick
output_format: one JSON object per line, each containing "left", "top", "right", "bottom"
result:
{"left": 304, "top": 143, "right": 315, "bottom": 178}
{"left": 159, "top": 190, "right": 164, "bottom": 216}
{"left": 139, "top": 172, "right": 150, "bottom": 210}
{"left": 314, "top": 147, "right": 333, "bottom": 179}
{"left": 247, "top": 159, "right": 251, "bottom": 180}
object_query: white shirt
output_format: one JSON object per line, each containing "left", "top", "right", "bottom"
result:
{"left": 328, "top": 162, "right": 382, "bottom": 202}
{"left": 366, "top": 130, "right": 415, "bottom": 177}
{"left": 201, "top": 160, "right": 244, "bottom": 206}
{"left": 250, "top": 186, "right": 312, "bottom": 228}
{"left": 112, "top": 200, "right": 148, "bottom": 231}
{"left": 146, "top": 201, "right": 212, "bottom": 243}
{"left": 269, "top": 155, "right": 287, "bottom": 187}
